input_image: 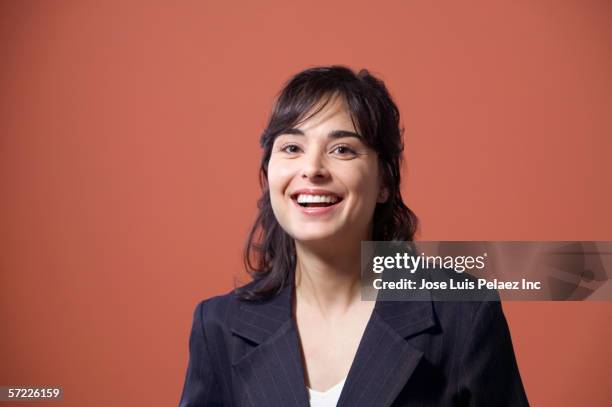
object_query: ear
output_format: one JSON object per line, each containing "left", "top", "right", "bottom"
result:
{"left": 377, "top": 187, "right": 389, "bottom": 203}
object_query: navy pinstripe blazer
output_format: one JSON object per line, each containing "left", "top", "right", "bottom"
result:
{"left": 178, "top": 276, "right": 529, "bottom": 406}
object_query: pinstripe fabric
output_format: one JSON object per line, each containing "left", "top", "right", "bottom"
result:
{"left": 179, "top": 275, "right": 529, "bottom": 406}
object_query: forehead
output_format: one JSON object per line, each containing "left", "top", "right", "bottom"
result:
{"left": 294, "top": 93, "right": 358, "bottom": 134}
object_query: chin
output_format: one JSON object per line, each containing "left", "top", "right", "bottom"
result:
{"left": 290, "top": 228, "right": 341, "bottom": 244}
{"left": 292, "top": 232, "right": 335, "bottom": 242}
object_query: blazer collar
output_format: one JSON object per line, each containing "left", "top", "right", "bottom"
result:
{"left": 231, "top": 273, "right": 436, "bottom": 344}
{"left": 230, "top": 278, "right": 294, "bottom": 345}
{"left": 230, "top": 272, "right": 436, "bottom": 407}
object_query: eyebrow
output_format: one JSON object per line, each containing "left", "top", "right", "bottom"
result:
{"left": 282, "top": 128, "right": 363, "bottom": 140}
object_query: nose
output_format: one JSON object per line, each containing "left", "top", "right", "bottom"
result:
{"left": 301, "top": 150, "right": 330, "bottom": 181}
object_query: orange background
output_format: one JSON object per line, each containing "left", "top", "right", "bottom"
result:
{"left": 1, "top": 1, "right": 611, "bottom": 406}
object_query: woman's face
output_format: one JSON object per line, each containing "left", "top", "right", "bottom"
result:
{"left": 267, "top": 94, "right": 387, "bottom": 245}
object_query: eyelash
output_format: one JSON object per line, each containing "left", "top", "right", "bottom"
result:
{"left": 279, "top": 144, "right": 301, "bottom": 154}
{"left": 279, "top": 143, "right": 357, "bottom": 156}
{"left": 332, "top": 145, "right": 357, "bottom": 155}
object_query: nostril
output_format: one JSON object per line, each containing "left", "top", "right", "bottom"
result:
{"left": 302, "top": 168, "right": 327, "bottom": 179}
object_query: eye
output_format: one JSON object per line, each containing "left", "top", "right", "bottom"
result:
{"left": 331, "top": 144, "right": 357, "bottom": 157}
{"left": 279, "top": 143, "right": 302, "bottom": 154}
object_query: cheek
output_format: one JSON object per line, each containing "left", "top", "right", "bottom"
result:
{"left": 266, "top": 159, "right": 298, "bottom": 222}
{"left": 267, "top": 158, "right": 294, "bottom": 195}
{"left": 343, "top": 167, "right": 381, "bottom": 205}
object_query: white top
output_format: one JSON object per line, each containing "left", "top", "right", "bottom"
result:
{"left": 307, "top": 377, "right": 347, "bottom": 407}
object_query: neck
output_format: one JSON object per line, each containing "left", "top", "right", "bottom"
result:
{"left": 293, "top": 238, "right": 366, "bottom": 317}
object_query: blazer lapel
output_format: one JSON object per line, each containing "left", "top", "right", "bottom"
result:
{"left": 230, "top": 276, "right": 436, "bottom": 407}
{"left": 230, "top": 281, "right": 310, "bottom": 407}
{"left": 337, "top": 297, "right": 436, "bottom": 407}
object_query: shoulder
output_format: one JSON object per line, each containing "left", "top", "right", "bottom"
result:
{"left": 428, "top": 292, "right": 509, "bottom": 355}
{"left": 191, "top": 280, "right": 258, "bottom": 329}
{"left": 425, "top": 267, "right": 505, "bottom": 332}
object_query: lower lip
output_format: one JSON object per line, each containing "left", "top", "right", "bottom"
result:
{"left": 292, "top": 198, "right": 343, "bottom": 216}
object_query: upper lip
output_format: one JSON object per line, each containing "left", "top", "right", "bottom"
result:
{"left": 290, "top": 188, "right": 344, "bottom": 200}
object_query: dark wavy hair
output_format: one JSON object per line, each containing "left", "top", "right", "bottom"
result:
{"left": 235, "top": 65, "right": 418, "bottom": 301}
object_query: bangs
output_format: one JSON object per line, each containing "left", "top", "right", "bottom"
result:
{"left": 261, "top": 71, "right": 385, "bottom": 151}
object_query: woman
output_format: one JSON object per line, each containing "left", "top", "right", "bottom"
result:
{"left": 179, "top": 66, "right": 529, "bottom": 406}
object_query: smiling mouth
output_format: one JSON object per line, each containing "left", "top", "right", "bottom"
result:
{"left": 291, "top": 194, "right": 344, "bottom": 208}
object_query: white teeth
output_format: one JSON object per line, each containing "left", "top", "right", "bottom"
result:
{"left": 296, "top": 194, "right": 340, "bottom": 204}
